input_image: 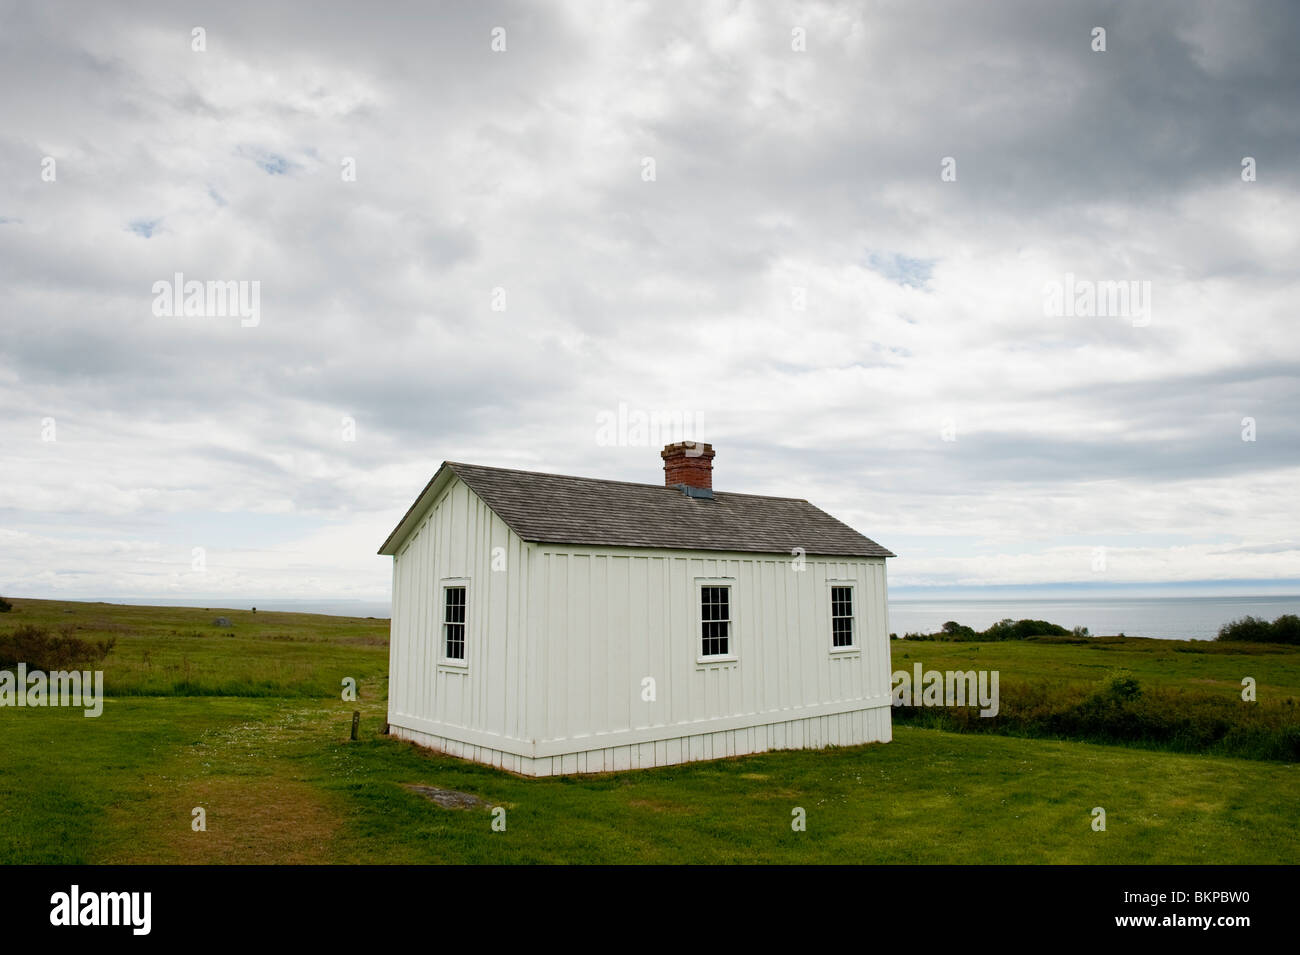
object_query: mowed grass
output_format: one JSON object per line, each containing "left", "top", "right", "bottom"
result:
{"left": 3, "top": 696, "right": 1297, "bottom": 864}
{"left": 1, "top": 598, "right": 1298, "bottom": 864}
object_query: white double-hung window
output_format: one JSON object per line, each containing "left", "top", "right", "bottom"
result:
{"left": 697, "top": 579, "right": 736, "bottom": 662}
{"left": 441, "top": 581, "right": 468, "bottom": 665}
{"left": 829, "top": 583, "right": 856, "bottom": 650}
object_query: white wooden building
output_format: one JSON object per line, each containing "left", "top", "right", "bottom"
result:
{"left": 378, "top": 442, "right": 895, "bottom": 776}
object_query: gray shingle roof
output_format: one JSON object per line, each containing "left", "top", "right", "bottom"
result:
{"left": 379, "top": 461, "right": 893, "bottom": 558}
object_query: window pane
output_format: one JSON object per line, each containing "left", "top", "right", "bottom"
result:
{"left": 701, "top": 586, "right": 731, "bottom": 656}
{"left": 831, "top": 586, "right": 854, "bottom": 646}
{"left": 445, "top": 623, "right": 465, "bottom": 658}
{"left": 444, "top": 587, "right": 466, "bottom": 659}
{"left": 832, "top": 617, "right": 853, "bottom": 647}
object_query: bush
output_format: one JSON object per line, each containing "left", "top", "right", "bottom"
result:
{"left": 981, "top": 618, "right": 1072, "bottom": 641}
{"left": 1272, "top": 614, "right": 1300, "bottom": 645}
{"left": 903, "top": 618, "right": 1077, "bottom": 641}
{"left": 1217, "top": 614, "right": 1300, "bottom": 645}
{"left": 1099, "top": 672, "right": 1142, "bottom": 703}
{"left": 0, "top": 625, "right": 116, "bottom": 671}
{"left": 0, "top": 596, "right": 11, "bottom": 612}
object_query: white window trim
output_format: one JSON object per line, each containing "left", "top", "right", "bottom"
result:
{"left": 439, "top": 577, "right": 470, "bottom": 668}
{"left": 696, "top": 577, "right": 738, "bottom": 664}
{"left": 828, "top": 579, "right": 859, "bottom": 653}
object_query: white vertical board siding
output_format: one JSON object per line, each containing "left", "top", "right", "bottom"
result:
{"left": 388, "top": 483, "right": 892, "bottom": 775}
{"left": 386, "top": 478, "right": 530, "bottom": 745}
{"left": 389, "top": 699, "right": 892, "bottom": 777}
{"left": 530, "top": 545, "right": 891, "bottom": 749}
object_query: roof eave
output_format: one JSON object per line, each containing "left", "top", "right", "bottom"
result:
{"left": 376, "top": 462, "right": 456, "bottom": 556}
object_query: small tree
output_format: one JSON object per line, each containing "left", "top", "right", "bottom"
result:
{"left": 0, "top": 596, "right": 11, "bottom": 612}
{"left": 1217, "top": 615, "right": 1276, "bottom": 643}
{"left": 940, "top": 620, "right": 977, "bottom": 640}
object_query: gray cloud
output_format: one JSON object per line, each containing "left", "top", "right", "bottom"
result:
{"left": 1, "top": 0, "right": 1298, "bottom": 599}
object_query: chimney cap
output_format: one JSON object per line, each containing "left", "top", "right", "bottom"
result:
{"left": 661, "top": 441, "right": 714, "bottom": 459}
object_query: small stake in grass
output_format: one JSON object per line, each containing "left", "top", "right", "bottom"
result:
{"left": 350, "top": 710, "right": 360, "bottom": 741}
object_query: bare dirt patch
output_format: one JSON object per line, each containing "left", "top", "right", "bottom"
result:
{"left": 405, "top": 784, "right": 492, "bottom": 810}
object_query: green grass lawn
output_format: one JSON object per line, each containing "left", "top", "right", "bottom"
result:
{"left": 1, "top": 598, "right": 1298, "bottom": 864}
{"left": 3, "top": 698, "right": 1295, "bottom": 864}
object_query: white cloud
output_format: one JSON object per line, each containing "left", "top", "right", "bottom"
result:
{"left": 2, "top": 0, "right": 1298, "bottom": 604}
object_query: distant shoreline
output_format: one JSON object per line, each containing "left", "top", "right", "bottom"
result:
{"left": 3, "top": 596, "right": 392, "bottom": 620}
{"left": 6, "top": 593, "right": 1300, "bottom": 636}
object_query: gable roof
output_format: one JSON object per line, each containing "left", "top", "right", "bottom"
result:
{"left": 379, "top": 461, "right": 894, "bottom": 559}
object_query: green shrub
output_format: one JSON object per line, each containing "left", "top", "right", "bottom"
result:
{"left": 902, "top": 618, "right": 1076, "bottom": 641}
{"left": 0, "top": 596, "right": 11, "bottom": 613}
{"left": 1100, "top": 672, "right": 1142, "bottom": 703}
{"left": 1217, "top": 614, "right": 1300, "bottom": 645}
{"left": 1273, "top": 614, "right": 1300, "bottom": 645}
{"left": 982, "top": 618, "right": 1072, "bottom": 640}
{"left": 0, "top": 625, "right": 116, "bottom": 672}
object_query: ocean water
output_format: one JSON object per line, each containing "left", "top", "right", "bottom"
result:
{"left": 888, "top": 595, "right": 1300, "bottom": 641}
{"left": 76, "top": 594, "right": 1300, "bottom": 642}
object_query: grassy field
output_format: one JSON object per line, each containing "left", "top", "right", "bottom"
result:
{"left": 1, "top": 598, "right": 1298, "bottom": 864}
{"left": 893, "top": 635, "right": 1300, "bottom": 697}
{"left": 0, "top": 599, "right": 388, "bottom": 697}
{"left": 892, "top": 635, "right": 1300, "bottom": 761}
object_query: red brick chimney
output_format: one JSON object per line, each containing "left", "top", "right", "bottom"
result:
{"left": 662, "top": 441, "right": 715, "bottom": 491}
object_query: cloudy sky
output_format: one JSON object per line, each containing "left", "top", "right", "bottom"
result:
{"left": 3, "top": 0, "right": 1299, "bottom": 607}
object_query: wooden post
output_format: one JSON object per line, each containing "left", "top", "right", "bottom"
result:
{"left": 350, "top": 710, "right": 360, "bottom": 741}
